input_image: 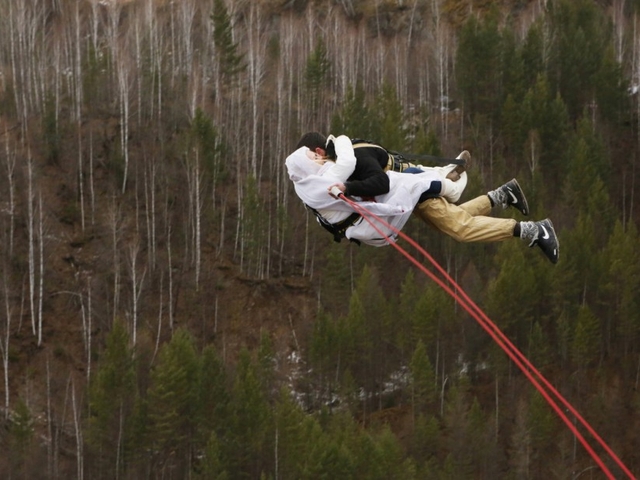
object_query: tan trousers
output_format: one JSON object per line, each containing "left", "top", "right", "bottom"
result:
{"left": 414, "top": 195, "right": 516, "bottom": 243}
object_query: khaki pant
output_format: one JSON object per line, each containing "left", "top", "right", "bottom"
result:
{"left": 414, "top": 195, "right": 516, "bottom": 243}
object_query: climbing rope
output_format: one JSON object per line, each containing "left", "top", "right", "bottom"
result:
{"left": 336, "top": 192, "right": 636, "bottom": 480}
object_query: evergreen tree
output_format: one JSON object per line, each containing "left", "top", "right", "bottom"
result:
{"left": 527, "top": 390, "right": 557, "bottom": 478}
{"left": 411, "top": 283, "right": 453, "bottom": 360}
{"left": 563, "top": 116, "right": 612, "bottom": 218}
{"left": 191, "top": 108, "right": 227, "bottom": 184}
{"left": 308, "top": 308, "right": 339, "bottom": 404}
{"left": 501, "top": 92, "right": 526, "bottom": 160}
{"left": 338, "top": 291, "right": 369, "bottom": 385}
{"left": 412, "top": 126, "right": 442, "bottom": 160}
{"left": 352, "top": 426, "right": 416, "bottom": 479}
{"left": 410, "top": 414, "right": 440, "bottom": 470}
{"left": 227, "top": 348, "right": 271, "bottom": 478}
{"left": 572, "top": 304, "right": 602, "bottom": 367}
{"left": 518, "top": 75, "right": 571, "bottom": 186}
{"left": 337, "top": 265, "right": 393, "bottom": 398}
{"left": 521, "top": 21, "right": 545, "bottom": 90}
{"left": 527, "top": 320, "right": 552, "bottom": 369}
{"left": 198, "top": 432, "right": 229, "bottom": 479}
{"left": 547, "top": 0, "right": 614, "bottom": 119}
{"left": 330, "top": 83, "right": 373, "bottom": 138}
{"left": 396, "top": 269, "right": 420, "bottom": 361}
{"left": 319, "top": 243, "right": 352, "bottom": 312}
{"left": 500, "top": 26, "right": 526, "bottom": 103}
{"left": 354, "top": 265, "right": 394, "bottom": 389}
{"left": 197, "top": 345, "right": 231, "bottom": 448}
{"left": 485, "top": 241, "right": 538, "bottom": 346}
{"left": 306, "top": 439, "right": 355, "bottom": 479}
{"left": 373, "top": 83, "right": 406, "bottom": 151}
{"left": 508, "top": 397, "right": 532, "bottom": 478}
{"left": 409, "top": 340, "right": 437, "bottom": 416}
{"left": 146, "top": 329, "right": 200, "bottom": 474}
{"left": 305, "top": 39, "right": 331, "bottom": 111}
{"left": 257, "top": 332, "right": 276, "bottom": 396}
{"left": 455, "top": 11, "right": 504, "bottom": 122}
{"left": 551, "top": 213, "right": 602, "bottom": 320}
{"left": 602, "top": 221, "right": 640, "bottom": 356}
{"left": 594, "top": 45, "right": 629, "bottom": 125}
{"left": 272, "top": 388, "right": 323, "bottom": 478}
{"left": 211, "top": 0, "right": 245, "bottom": 81}
{"left": 442, "top": 381, "right": 475, "bottom": 477}
{"left": 87, "top": 321, "right": 137, "bottom": 478}
{"left": 468, "top": 398, "right": 502, "bottom": 477}
{"left": 304, "top": 411, "right": 359, "bottom": 478}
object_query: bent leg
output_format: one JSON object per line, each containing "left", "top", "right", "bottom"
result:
{"left": 457, "top": 195, "right": 492, "bottom": 216}
{"left": 414, "top": 165, "right": 468, "bottom": 204}
{"left": 415, "top": 197, "right": 515, "bottom": 242}
{"left": 439, "top": 172, "right": 467, "bottom": 203}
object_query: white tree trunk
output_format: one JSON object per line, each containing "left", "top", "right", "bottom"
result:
{"left": 71, "top": 379, "right": 84, "bottom": 480}
{"left": 1, "top": 282, "right": 10, "bottom": 417}
{"left": 129, "top": 241, "right": 146, "bottom": 347}
{"left": 37, "top": 193, "right": 45, "bottom": 346}
{"left": 27, "top": 155, "right": 36, "bottom": 336}
{"left": 3, "top": 135, "right": 16, "bottom": 257}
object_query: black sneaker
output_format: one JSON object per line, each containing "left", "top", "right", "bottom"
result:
{"left": 530, "top": 219, "right": 559, "bottom": 264}
{"left": 501, "top": 179, "right": 529, "bottom": 216}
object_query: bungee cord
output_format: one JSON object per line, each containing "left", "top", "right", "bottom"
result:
{"left": 335, "top": 192, "right": 636, "bottom": 480}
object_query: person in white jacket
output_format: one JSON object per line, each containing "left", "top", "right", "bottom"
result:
{"left": 286, "top": 133, "right": 559, "bottom": 263}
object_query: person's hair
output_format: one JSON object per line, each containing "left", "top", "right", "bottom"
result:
{"left": 295, "top": 132, "right": 326, "bottom": 151}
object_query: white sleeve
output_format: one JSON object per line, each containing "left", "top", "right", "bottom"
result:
{"left": 325, "top": 135, "right": 356, "bottom": 182}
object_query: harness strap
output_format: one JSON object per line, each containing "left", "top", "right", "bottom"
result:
{"left": 305, "top": 204, "right": 361, "bottom": 245}
{"left": 352, "top": 142, "right": 408, "bottom": 172}
{"left": 389, "top": 150, "right": 466, "bottom": 165}
{"left": 351, "top": 138, "right": 465, "bottom": 166}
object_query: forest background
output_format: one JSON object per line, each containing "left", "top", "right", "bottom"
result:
{"left": 1, "top": 0, "right": 640, "bottom": 478}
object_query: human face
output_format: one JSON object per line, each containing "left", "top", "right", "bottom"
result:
{"left": 306, "top": 148, "right": 328, "bottom": 166}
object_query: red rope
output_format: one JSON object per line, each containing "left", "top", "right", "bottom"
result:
{"left": 338, "top": 194, "right": 635, "bottom": 480}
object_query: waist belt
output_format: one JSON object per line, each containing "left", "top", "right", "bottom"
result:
{"left": 306, "top": 204, "right": 361, "bottom": 244}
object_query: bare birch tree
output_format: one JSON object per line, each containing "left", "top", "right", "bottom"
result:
{"left": 45, "top": 357, "right": 53, "bottom": 477}
{"left": 245, "top": 3, "right": 267, "bottom": 179}
{"left": 37, "top": 192, "right": 45, "bottom": 346}
{"left": 143, "top": 153, "right": 158, "bottom": 272}
{"left": 75, "top": 276, "right": 94, "bottom": 382}
{"left": 128, "top": 240, "right": 146, "bottom": 346}
{"left": 71, "top": 378, "right": 84, "bottom": 480}
{"left": 3, "top": 135, "right": 16, "bottom": 257}
{"left": 1, "top": 278, "right": 10, "bottom": 417}
{"left": 166, "top": 216, "right": 175, "bottom": 332}
{"left": 26, "top": 154, "right": 37, "bottom": 336}
{"left": 108, "top": 198, "right": 123, "bottom": 324}
{"left": 118, "top": 59, "right": 132, "bottom": 194}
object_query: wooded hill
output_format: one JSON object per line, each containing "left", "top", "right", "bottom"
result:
{"left": 1, "top": 0, "right": 639, "bottom": 478}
